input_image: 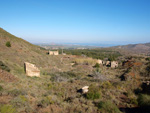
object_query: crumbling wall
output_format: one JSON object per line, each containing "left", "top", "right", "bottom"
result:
{"left": 111, "top": 61, "right": 118, "bottom": 68}
{"left": 49, "top": 51, "right": 59, "bottom": 55}
{"left": 24, "top": 62, "right": 40, "bottom": 77}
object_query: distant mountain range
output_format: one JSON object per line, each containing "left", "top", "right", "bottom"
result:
{"left": 113, "top": 43, "right": 150, "bottom": 54}
{"left": 0, "top": 27, "right": 150, "bottom": 54}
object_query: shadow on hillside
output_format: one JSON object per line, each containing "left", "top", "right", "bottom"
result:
{"left": 120, "top": 107, "right": 149, "bottom": 113}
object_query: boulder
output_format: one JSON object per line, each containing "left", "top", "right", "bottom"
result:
{"left": 82, "top": 86, "right": 89, "bottom": 94}
{"left": 24, "top": 62, "right": 40, "bottom": 77}
{"left": 97, "top": 59, "right": 103, "bottom": 65}
{"left": 106, "top": 61, "right": 111, "bottom": 66}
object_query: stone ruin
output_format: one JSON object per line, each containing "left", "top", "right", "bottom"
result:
{"left": 97, "top": 59, "right": 118, "bottom": 68}
{"left": 111, "top": 61, "right": 118, "bottom": 68}
{"left": 24, "top": 62, "right": 40, "bottom": 77}
{"left": 49, "top": 51, "right": 59, "bottom": 55}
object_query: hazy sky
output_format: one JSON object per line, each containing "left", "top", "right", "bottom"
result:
{"left": 0, "top": 0, "right": 150, "bottom": 45}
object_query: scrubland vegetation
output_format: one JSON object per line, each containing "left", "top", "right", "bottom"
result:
{"left": 61, "top": 49, "right": 121, "bottom": 61}
{"left": 1, "top": 28, "right": 150, "bottom": 113}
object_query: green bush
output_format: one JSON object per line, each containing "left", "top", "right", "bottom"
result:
{"left": 94, "top": 63, "right": 100, "bottom": 68}
{"left": 0, "top": 85, "right": 3, "bottom": 91}
{"left": 102, "top": 81, "right": 113, "bottom": 89}
{"left": 145, "top": 57, "right": 150, "bottom": 61}
{"left": 0, "top": 105, "right": 16, "bottom": 113}
{"left": 39, "top": 96, "right": 54, "bottom": 107}
{"left": 97, "top": 101, "right": 121, "bottom": 113}
{"left": 138, "top": 94, "right": 150, "bottom": 107}
{"left": 0, "top": 61, "right": 10, "bottom": 72}
{"left": 86, "top": 85, "right": 101, "bottom": 100}
{"left": 130, "top": 98, "right": 138, "bottom": 105}
{"left": 5, "top": 41, "right": 11, "bottom": 47}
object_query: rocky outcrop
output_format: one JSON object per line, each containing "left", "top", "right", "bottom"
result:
{"left": 24, "top": 62, "right": 40, "bottom": 77}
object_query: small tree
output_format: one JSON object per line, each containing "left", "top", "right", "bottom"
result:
{"left": 6, "top": 41, "right": 11, "bottom": 47}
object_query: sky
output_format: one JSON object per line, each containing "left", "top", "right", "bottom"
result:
{"left": 0, "top": 0, "right": 150, "bottom": 45}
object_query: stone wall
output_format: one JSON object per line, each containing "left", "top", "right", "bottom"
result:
{"left": 111, "top": 61, "right": 118, "bottom": 68}
{"left": 24, "top": 62, "right": 40, "bottom": 77}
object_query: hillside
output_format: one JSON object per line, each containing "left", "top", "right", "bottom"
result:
{"left": 114, "top": 43, "right": 150, "bottom": 54}
{"left": 0, "top": 28, "right": 72, "bottom": 75}
{"left": 0, "top": 28, "right": 150, "bottom": 113}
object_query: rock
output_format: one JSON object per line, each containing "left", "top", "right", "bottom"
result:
{"left": 24, "top": 62, "right": 40, "bottom": 77}
{"left": 111, "top": 61, "right": 118, "bottom": 68}
{"left": 97, "top": 59, "right": 103, "bottom": 65}
{"left": 106, "top": 61, "right": 111, "bottom": 66}
{"left": 70, "top": 63, "right": 75, "bottom": 66}
{"left": 82, "top": 86, "right": 89, "bottom": 94}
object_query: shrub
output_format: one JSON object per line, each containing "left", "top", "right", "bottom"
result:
{"left": 50, "top": 71, "right": 77, "bottom": 82}
{"left": 5, "top": 41, "right": 11, "bottom": 47}
{"left": 11, "top": 96, "right": 27, "bottom": 108}
{"left": 94, "top": 63, "right": 100, "bottom": 68}
{"left": 0, "top": 85, "right": 3, "bottom": 91}
{"left": 97, "top": 101, "right": 121, "bottom": 113}
{"left": 20, "top": 95, "right": 27, "bottom": 102}
{"left": 138, "top": 94, "right": 150, "bottom": 108}
{"left": 39, "top": 96, "right": 54, "bottom": 107}
{"left": 47, "top": 83, "right": 53, "bottom": 90}
{"left": 145, "top": 57, "right": 150, "bottom": 61}
{"left": 102, "top": 81, "right": 113, "bottom": 89}
{"left": 0, "top": 105, "right": 16, "bottom": 113}
{"left": 11, "top": 96, "right": 31, "bottom": 112}
{"left": 51, "top": 74, "right": 68, "bottom": 82}
{"left": 92, "top": 69, "right": 108, "bottom": 81}
{"left": 0, "top": 61, "right": 10, "bottom": 72}
{"left": 86, "top": 85, "right": 101, "bottom": 100}
{"left": 9, "top": 89, "right": 27, "bottom": 96}
{"left": 130, "top": 98, "right": 138, "bottom": 105}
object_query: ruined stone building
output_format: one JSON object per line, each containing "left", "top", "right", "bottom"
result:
{"left": 111, "top": 61, "right": 118, "bottom": 68}
{"left": 24, "top": 62, "right": 40, "bottom": 77}
{"left": 49, "top": 51, "right": 59, "bottom": 55}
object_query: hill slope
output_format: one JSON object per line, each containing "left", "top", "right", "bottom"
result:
{"left": 114, "top": 43, "right": 150, "bottom": 54}
{"left": 0, "top": 28, "right": 70, "bottom": 75}
{"left": 1, "top": 28, "right": 150, "bottom": 113}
